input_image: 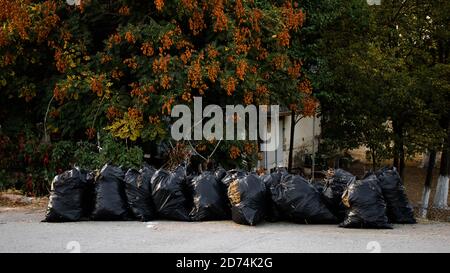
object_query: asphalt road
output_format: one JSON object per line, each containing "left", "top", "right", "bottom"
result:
{"left": 0, "top": 208, "right": 449, "bottom": 253}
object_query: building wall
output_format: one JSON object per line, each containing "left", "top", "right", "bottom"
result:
{"left": 259, "top": 115, "right": 321, "bottom": 171}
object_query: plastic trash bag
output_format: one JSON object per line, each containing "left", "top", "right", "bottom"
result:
{"left": 271, "top": 174, "right": 338, "bottom": 224}
{"left": 261, "top": 168, "right": 287, "bottom": 222}
{"left": 189, "top": 172, "right": 230, "bottom": 221}
{"left": 44, "top": 167, "right": 93, "bottom": 222}
{"left": 228, "top": 174, "right": 266, "bottom": 226}
{"left": 124, "top": 165, "right": 156, "bottom": 221}
{"left": 151, "top": 165, "right": 191, "bottom": 221}
{"left": 374, "top": 167, "right": 416, "bottom": 224}
{"left": 340, "top": 174, "right": 392, "bottom": 229}
{"left": 221, "top": 169, "right": 247, "bottom": 189}
{"left": 214, "top": 167, "right": 227, "bottom": 182}
{"left": 322, "top": 169, "right": 356, "bottom": 221}
{"left": 92, "top": 164, "right": 129, "bottom": 221}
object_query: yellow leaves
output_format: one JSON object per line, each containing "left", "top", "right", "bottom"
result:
{"left": 106, "top": 108, "right": 144, "bottom": 142}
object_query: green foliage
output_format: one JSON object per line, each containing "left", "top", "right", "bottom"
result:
{"left": 97, "top": 133, "right": 144, "bottom": 169}
{"left": 72, "top": 133, "right": 144, "bottom": 170}
{"left": 313, "top": 0, "right": 450, "bottom": 168}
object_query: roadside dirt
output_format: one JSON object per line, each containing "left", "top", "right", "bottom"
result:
{"left": 0, "top": 190, "right": 48, "bottom": 213}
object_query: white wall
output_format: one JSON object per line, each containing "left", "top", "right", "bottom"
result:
{"left": 260, "top": 115, "right": 321, "bottom": 171}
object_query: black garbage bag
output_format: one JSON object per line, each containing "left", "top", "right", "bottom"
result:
{"left": 44, "top": 167, "right": 93, "bottom": 222}
{"left": 322, "top": 169, "right": 356, "bottom": 221}
{"left": 214, "top": 167, "right": 227, "bottom": 182}
{"left": 227, "top": 174, "right": 266, "bottom": 226}
{"left": 81, "top": 172, "right": 95, "bottom": 218}
{"left": 312, "top": 181, "right": 325, "bottom": 194}
{"left": 374, "top": 167, "right": 416, "bottom": 224}
{"left": 261, "top": 168, "right": 287, "bottom": 222}
{"left": 220, "top": 169, "right": 247, "bottom": 209}
{"left": 221, "top": 169, "right": 247, "bottom": 189}
{"left": 91, "top": 164, "right": 129, "bottom": 220}
{"left": 124, "top": 165, "right": 157, "bottom": 222}
{"left": 339, "top": 174, "right": 392, "bottom": 229}
{"left": 271, "top": 174, "right": 338, "bottom": 224}
{"left": 189, "top": 172, "right": 230, "bottom": 221}
{"left": 151, "top": 165, "right": 191, "bottom": 221}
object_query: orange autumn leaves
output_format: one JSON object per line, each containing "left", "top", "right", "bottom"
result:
{"left": 229, "top": 142, "right": 257, "bottom": 160}
{"left": 43, "top": 0, "right": 312, "bottom": 147}
{"left": 133, "top": 0, "right": 307, "bottom": 106}
{"left": 0, "top": 0, "right": 59, "bottom": 46}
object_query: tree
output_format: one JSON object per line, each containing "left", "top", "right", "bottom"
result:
{"left": 0, "top": 0, "right": 317, "bottom": 195}
{"left": 315, "top": 0, "right": 448, "bottom": 182}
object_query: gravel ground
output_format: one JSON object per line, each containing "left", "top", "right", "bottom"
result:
{"left": 0, "top": 208, "right": 449, "bottom": 253}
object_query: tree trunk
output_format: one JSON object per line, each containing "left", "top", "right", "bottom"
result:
{"left": 288, "top": 111, "right": 295, "bottom": 172}
{"left": 393, "top": 154, "right": 399, "bottom": 170}
{"left": 433, "top": 120, "right": 450, "bottom": 208}
{"left": 420, "top": 150, "right": 436, "bottom": 218}
{"left": 371, "top": 149, "right": 377, "bottom": 170}
{"left": 399, "top": 144, "right": 405, "bottom": 180}
{"left": 393, "top": 120, "right": 405, "bottom": 181}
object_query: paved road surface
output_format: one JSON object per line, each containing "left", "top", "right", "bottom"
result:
{"left": 0, "top": 208, "right": 449, "bottom": 253}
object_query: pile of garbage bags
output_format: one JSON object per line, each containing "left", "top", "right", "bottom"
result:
{"left": 44, "top": 164, "right": 416, "bottom": 229}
